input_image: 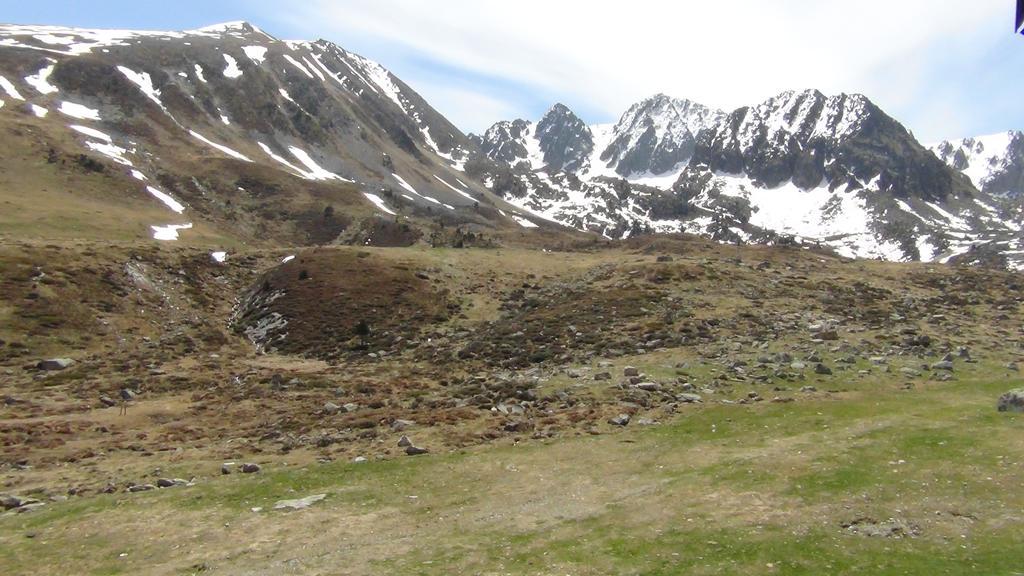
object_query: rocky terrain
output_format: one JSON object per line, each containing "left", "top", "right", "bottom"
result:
{"left": 0, "top": 20, "right": 1023, "bottom": 576}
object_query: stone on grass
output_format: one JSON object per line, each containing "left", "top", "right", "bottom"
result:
{"left": 241, "top": 463, "right": 261, "bottom": 474}
{"left": 37, "top": 358, "right": 74, "bottom": 371}
{"left": 608, "top": 414, "right": 631, "bottom": 426}
{"left": 997, "top": 389, "right": 1024, "bottom": 413}
{"left": 273, "top": 494, "right": 326, "bottom": 511}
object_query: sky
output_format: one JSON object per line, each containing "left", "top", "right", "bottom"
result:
{"left": 4, "top": 0, "right": 1022, "bottom": 142}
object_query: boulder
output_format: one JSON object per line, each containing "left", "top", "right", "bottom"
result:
{"left": 608, "top": 414, "right": 631, "bottom": 426}
{"left": 997, "top": 389, "right": 1024, "bottom": 413}
{"left": 623, "top": 366, "right": 640, "bottom": 377}
{"left": 37, "top": 358, "right": 74, "bottom": 371}
{"left": 241, "top": 463, "right": 261, "bottom": 474}
{"left": 814, "top": 363, "right": 833, "bottom": 375}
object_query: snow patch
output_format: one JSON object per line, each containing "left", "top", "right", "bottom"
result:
{"left": 189, "top": 130, "right": 252, "bottom": 162}
{"left": 242, "top": 45, "right": 268, "bottom": 64}
{"left": 146, "top": 186, "right": 185, "bottom": 213}
{"left": 432, "top": 175, "right": 477, "bottom": 202}
{"left": 211, "top": 251, "right": 227, "bottom": 263}
{"left": 30, "top": 104, "right": 48, "bottom": 118}
{"left": 151, "top": 223, "right": 192, "bottom": 241}
{"left": 59, "top": 101, "right": 100, "bottom": 120}
{"left": 0, "top": 75, "right": 25, "bottom": 100}
{"left": 282, "top": 54, "right": 314, "bottom": 79}
{"left": 222, "top": 54, "right": 243, "bottom": 78}
{"left": 116, "top": 66, "right": 164, "bottom": 108}
{"left": 362, "top": 192, "right": 397, "bottom": 216}
{"left": 512, "top": 215, "right": 538, "bottom": 228}
{"left": 25, "top": 63, "right": 58, "bottom": 95}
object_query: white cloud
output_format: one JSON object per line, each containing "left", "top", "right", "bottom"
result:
{"left": 274, "top": 0, "right": 1011, "bottom": 139}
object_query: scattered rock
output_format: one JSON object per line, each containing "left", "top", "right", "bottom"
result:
{"left": 99, "top": 395, "right": 117, "bottom": 407}
{"left": 127, "top": 484, "right": 156, "bottom": 493}
{"left": 273, "top": 494, "right": 326, "bottom": 511}
{"left": 677, "top": 393, "right": 703, "bottom": 403}
{"left": 156, "top": 478, "right": 189, "bottom": 488}
{"left": 997, "top": 389, "right": 1024, "bottom": 413}
{"left": 37, "top": 358, "right": 74, "bottom": 371}
{"left": 391, "top": 419, "right": 415, "bottom": 431}
{"left": 397, "top": 435, "right": 413, "bottom": 447}
{"left": 814, "top": 363, "right": 833, "bottom": 375}
{"left": 608, "top": 414, "right": 631, "bottom": 426}
{"left": 623, "top": 366, "right": 640, "bottom": 377}
{"left": 593, "top": 372, "right": 612, "bottom": 381}
{"left": 842, "top": 517, "right": 919, "bottom": 538}
{"left": 931, "top": 360, "right": 954, "bottom": 371}
{"left": 405, "top": 445, "right": 429, "bottom": 456}
{"left": 241, "top": 463, "right": 261, "bottom": 474}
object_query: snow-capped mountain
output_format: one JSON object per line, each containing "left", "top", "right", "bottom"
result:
{"left": 931, "top": 131, "right": 1024, "bottom": 197}
{"left": 472, "top": 90, "right": 1024, "bottom": 269}
{"left": 0, "top": 21, "right": 551, "bottom": 246}
{"left": 599, "top": 94, "right": 725, "bottom": 179}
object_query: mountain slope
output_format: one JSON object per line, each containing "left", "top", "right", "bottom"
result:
{"left": 0, "top": 21, "right": 555, "bottom": 246}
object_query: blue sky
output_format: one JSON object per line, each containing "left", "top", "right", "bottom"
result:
{"left": 4, "top": 0, "right": 1022, "bottom": 142}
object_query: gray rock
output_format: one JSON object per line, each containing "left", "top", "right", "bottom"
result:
{"left": 342, "top": 403, "right": 359, "bottom": 413}
{"left": 593, "top": 372, "right": 612, "bottom": 381}
{"left": 323, "top": 402, "right": 341, "bottom": 414}
{"left": 241, "top": 463, "right": 261, "bottom": 474}
{"left": 635, "top": 382, "right": 661, "bottom": 392}
{"left": 391, "top": 419, "right": 415, "bottom": 431}
{"left": 790, "top": 362, "right": 807, "bottom": 370}
{"left": 677, "top": 393, "right": 703, "bottom": 403}
{"left": 156, "top": 478, "right": 189, "bottom": 488}
{"left": 273, "top": 494, "right": 326, "bottom": 510}
{"left": 800, "top": 386, "right": 818, "bottom": 393}
{"left": 405, "top": 445, "right": 429, "bottom": 456}
{"left": 221, "top": 463, "right": 233, "bottom": 475}
{"left": 352, "top": 456, "right": 368, "bottom": 463}
{"left": 608, "top": 414, "right": 631, "bottom": 426}
{"left": 397, "top": 435, "right": 413, "bottom": 447}
{"left": 128, "top": 484, "right": 156, "bottom": 493}
{"left": 37, "top": 358, "right": 74, "bottom": 371}
{"left": 900, "top": 367, "right": 922, "bottom": 378}
{"left": 1, "top": 494, "right": 24, "bottom": 510}
{"left": 623, "top": 366, "right": 640, "bottom": 377}
{"left": 997, "top": 389, "right": 1024, "bottom": 413}
{"left": 931, "top": 361, "right": 954, "bottom": 371}
{"left": 814, "top": 363, "right": 833, "bottom": 375}
{"left": 99, "top": 396, "right": 117, "bottom": 407}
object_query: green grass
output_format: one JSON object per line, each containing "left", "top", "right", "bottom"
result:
{"left": 3, "top": 360, "right": 1024, "bottom": 575}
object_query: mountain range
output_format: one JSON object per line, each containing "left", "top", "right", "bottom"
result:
{"left": 0, "top": 21, "right": 1021, "bottom": 269}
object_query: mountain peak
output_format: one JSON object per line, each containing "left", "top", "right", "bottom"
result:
{"left": 190, "top": 21, "right": 271, "bottom": 37}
